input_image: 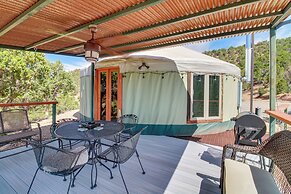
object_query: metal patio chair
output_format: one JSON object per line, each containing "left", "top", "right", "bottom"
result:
{"left": 54, "top": 118, "right": 83, "bottom": 149}
{"left": 104, "top": 114, "right": 139, "bottom": 143}
{"left": 0, "top": 109, "right": 42, "bottom": 159}
{"left": 98, "top": 126, "right": 147, "bottom": 194}
{"left": 28, "top": 140, "right": 89, "bottom": 194}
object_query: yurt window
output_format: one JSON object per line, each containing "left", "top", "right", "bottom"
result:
{"left": 191, "top": 74, "right": 221, "bottom": 120}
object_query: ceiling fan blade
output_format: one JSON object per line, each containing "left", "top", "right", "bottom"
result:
{"left": 46, "top": 29, "right": 85, "bottom": 42}
{"left": 102, "top": 46, "right": 123, "bottom": 56}
{"left": 90, "top": 39, "right": 123, "bottom": 56}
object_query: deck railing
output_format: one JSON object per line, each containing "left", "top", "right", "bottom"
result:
{"left": 0, "top": 101, "right": 58, "bottom": 133}
{"left": 266, "top": 110, "right": 291, "bottom": 134}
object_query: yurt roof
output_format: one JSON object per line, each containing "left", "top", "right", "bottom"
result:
{"left": 97, "top": 46, "right": 241, "bottom": 77}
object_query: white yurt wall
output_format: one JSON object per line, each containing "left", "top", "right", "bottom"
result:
{"left": 80, "top": 66, "right": 92, "bottom": 121}
{"left": 222, "top": 75, "right": 239, "bottom": 121}
{"left": 122, "top": 72, "right": 187, "bottom": 125}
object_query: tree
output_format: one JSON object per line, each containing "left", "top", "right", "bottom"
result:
{"left": 0, "top": 49, "right": 79, "bottom": 118}
{"left": 204, "top": 37, "right": 291, "bottom": 94}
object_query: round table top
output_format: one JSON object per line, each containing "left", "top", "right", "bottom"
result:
{"left": 54, "top": 120, "right": 124, "bottom": 141}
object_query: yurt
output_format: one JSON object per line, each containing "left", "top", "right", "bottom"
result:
{"left": 80, "top": 46, "right": 241, "bottom": 136}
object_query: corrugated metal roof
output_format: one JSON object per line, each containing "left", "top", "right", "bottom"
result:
{"left": 0, "top": 0, "right": 289, "bottom": 56}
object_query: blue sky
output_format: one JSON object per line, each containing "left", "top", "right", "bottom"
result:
{"left": 46, "top": 18, "right": 291, "bottom": 71}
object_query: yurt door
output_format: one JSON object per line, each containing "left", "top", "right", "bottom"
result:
{"left": 95, "top": 68, "right": 122, "bottom": 121}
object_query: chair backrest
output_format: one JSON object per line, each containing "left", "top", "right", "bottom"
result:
{"left": 0, "top": 109, "right": 30, "bottom": 133}
{"left": 259, "top": 131, "right": 291, "bottom": 184}
{"left": 117, "top": 114, "right": 138, "bottom": 125}
{"left": 30, "top": 141, "right": 79, "bottom": 174}
{"left": 118, "top": 114, "right": 139, "bottom": 134}
{"left": 234, "top": 114, "right": 266, "bottom": 141}
{"left": 116, "top": 126, "right": 147, "bottom": 164}
{"left": 56, "top": 118, "right": 79, "bottom": 128}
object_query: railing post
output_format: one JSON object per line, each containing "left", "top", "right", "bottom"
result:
{"left": 51, "top": 103, "right": 57, "bottom": 138}
{"left": 269, "top": 27, "right": 276, "bottom": 136}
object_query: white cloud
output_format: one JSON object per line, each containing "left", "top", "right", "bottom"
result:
{"left": 277, "top": 24, "right": 291, "bottom": 39}
{"left": 185, "top": 41, "right": 212, "bottom": 52}
{"left": 63, "top": 61, "right": 91, "bottom": 71}
{"left": 254, "top": 31, "right": 269, "bottom": 44}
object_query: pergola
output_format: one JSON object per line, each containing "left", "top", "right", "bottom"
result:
{"left": 0, "top": 0, "right": 290, "bottom": 133}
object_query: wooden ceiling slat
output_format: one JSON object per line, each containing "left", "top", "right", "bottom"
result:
{"left": 111, "top": 11, "right": 282, "bottom": 49}
{"left": 0, "top": 0, "right": 54, "bottom": 37}
{"left": 271, "top": 2, "right": 291, "bottom": 28}
{"left": 123, "top": 0, "right": 263, "bottom": 35}
{"left": 113, "top": 17, "right": 274, "bottom": 51}
{"left": 112, "top": 26, "right": 271, "bottom": 54}
{"left": 25, "top": 0, "right": 165, "bottom": 49}
{"left": 0, "top": 0, "right": 289, "bottom": 56}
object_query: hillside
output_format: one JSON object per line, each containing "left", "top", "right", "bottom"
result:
{"left": 204, "top": 37, "right": 291, "bottom": 94}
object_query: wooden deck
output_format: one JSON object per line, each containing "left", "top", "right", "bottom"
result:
{"left": 0, "top": 136, "right": 222, "bottom": 194}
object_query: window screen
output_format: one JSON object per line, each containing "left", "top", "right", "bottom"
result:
{"left": 192, "top": 75, "right": 204, "bottom": 117}
{"left": 208, "top": 75, "right": 220, "bottom": 117}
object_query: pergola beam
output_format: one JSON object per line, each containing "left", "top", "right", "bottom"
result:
{"left": 0, "top": 0, "right": 55, "bottom": 37}
{"left": 123, "top": 0, "right": 263, "bottom": 35}
{"left": 112, "top": 11, "right": 282, "bottom": 49}
{"left": 269, "top": 28, "right": 276, "bottom": 135}
{"left": 271, "top": 2, "right": 291, "bottom": 28}
{"left": 0, "top": 44, "right": 82, "bottom": 57}
{"left": 103, "top": 25, "right": 270, "bottom": 56}
{"left": 25, "top": 0, "right": 165, "bottom": 50}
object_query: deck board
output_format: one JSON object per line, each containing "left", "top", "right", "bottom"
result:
{"left": 0, "top": 136, "right": 222, "bottom": 194}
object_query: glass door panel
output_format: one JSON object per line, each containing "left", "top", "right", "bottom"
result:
{"left": 111, "top": 71, "right": 118, "bottom": 121}
{"left": 100, "top": 72, "right": 107, "bottom": 120}
{"left": 95, "top": 68, "right": 121, "bottom": 121}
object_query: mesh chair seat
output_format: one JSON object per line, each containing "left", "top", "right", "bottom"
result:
{"left": 99, "top": 145, "right": 134, "bottom": 164}
{"left": 0, "top": 130, "right": 38, "bottom": 144}
{"left": 104, "top": 133, "right": 131, "bottom": 144}
{"left": 42, "top": 146, "right": 88, "bottom": 173}
{"left": 28, "top": 141, "right": 89, "bottom": 193}
{"left": 98, "top": 127, "right": 147, "bottom": 194}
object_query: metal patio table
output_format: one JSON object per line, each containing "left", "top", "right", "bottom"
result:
{"left": 54, "top": 120, "right": 124, "bottom": 189}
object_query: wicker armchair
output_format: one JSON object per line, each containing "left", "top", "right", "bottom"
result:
{"left": 98, "top": 127, "right": 147, "bottom": 194}
{"left": 220, "top": 130, "right": 291, "bottom": 194}
{"left": 28, "top": 139, "right": 89, "bottom": 194}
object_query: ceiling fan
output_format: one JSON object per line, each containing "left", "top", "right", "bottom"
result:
{"left": 47, "top": 27, "right": 123, "bottom": 58}
{"left": 84, "top": 27, "right": 101, "bottom": 62}
{"left": 84, "top": 26, "right": 123, "bottom": 60}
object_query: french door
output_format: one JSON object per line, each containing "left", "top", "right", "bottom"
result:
{"left": 94, "top": 67, "right": 122, "bottom": 121}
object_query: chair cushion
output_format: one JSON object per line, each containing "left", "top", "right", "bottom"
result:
{"left": 0, "top": 130, "right": 38, "bottom": 144}
{"left": 224, "top": 159, "right": 281, "bottom": 194}
{"left": 42, "top": 146, "right": 88, "bottom": 173}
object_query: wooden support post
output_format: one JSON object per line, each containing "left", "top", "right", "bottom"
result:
{"left": 91, "top": 62, "right": 95, "bottom": 121}
{"left": 269, "top": 28, "right": 276, "bottom": 136}
{"left": 250, "top": 33, "right": 255, "bottom": 113}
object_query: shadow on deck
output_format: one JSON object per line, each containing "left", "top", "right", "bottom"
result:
{"left": 0, "top": 136, "right": 222, "bottom": 194}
